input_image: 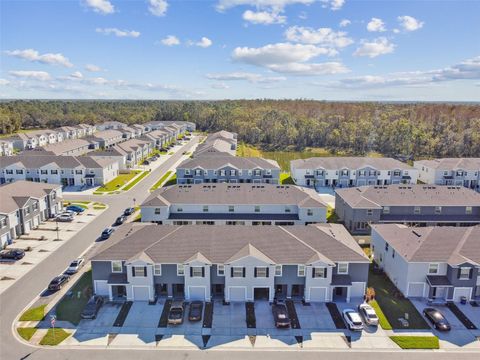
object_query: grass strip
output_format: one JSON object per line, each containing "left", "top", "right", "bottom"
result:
{"left": 369, "top": 300, "right": 392, "bottom": 330}
{"left": 123, "top": 171, "right": 149, "bottom": 191}
{"left": 163, "top": 173, "right": 177, "bottom": 187}
{"left": 96, "top": 171, "right": 141, "bottom": 192}
{"left": 150, "top": 170, "right": 172, "bottom": 191}
{"left": 17, "top": 327, "right": 37, "bottom": 341}
{"left": 19, "top": 304, "right": 46, "bottom": 321}
{"left": 390, "top": 336, "right": 439, "bottom": 349}
{"left": 39, "top": 328, "right": 71, "bottom": 346}
{"left": 55, "top": 271, "right": 93, "bottom": 325}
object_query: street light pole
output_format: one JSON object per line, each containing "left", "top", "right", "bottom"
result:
{"left": 56, "top": 218, "right": 60, "bottom": 241}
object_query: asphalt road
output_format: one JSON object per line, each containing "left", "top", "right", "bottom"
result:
{"left": 0, "top": 136, "right": 478, "bottom": 359}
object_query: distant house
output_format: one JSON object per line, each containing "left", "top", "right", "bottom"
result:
{"left": 194, "top": 130, "right": 237, "bottom": 157}
{"left": 141, "top": 183, "right": 327, "bottom": 225}
{"left": 86, "top": 130, "right": 124, "bottom": 149}
{"left": 0, "top": 181, "right": 63, "bottom": 248}
{"left": 28, "top": 139, "right": 95, "bottom": 156}
{"left": 291, "top": 157, "right": 418, "bottom": 188}
{"left": 371, "top": 224, "right": 480, "bottom": 302}
{"left": 414, "top": 158, "right": 480, "bottom": 191}
{"left": 0, "top": 140, "right": 14, "bottom": 156}
{"left": 96, "top": 121, "right": 128, "bottom": 131}
{"left": 335, "top": 184, "right": 480, "bottom": 234}
{"left": 145, "top": 121, "right": 195, "bottom": 132}
{"left": 91, "top": 223, "right": 368, "bottom": 302}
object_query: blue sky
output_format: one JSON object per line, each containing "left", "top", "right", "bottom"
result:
{"left": 1, "top": 0, "right": 479, "bottom": 101}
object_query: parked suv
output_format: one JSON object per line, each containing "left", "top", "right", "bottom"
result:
{"left": 272, "top": 300, "right": 290, "bottom": 328}
{"left": 342, "top": 309, "right": 363, "bottom": 331}
{"left": 188, "top": 301, "right": 203, "bottom": 322}
{"left": 48, "top": 274, "right": 70, "bottom": 291}
{"left": 358, "top": 303, "right": 379, "bottom": 326}
{"left": 81, "top": 296, "right": 104, "bottom": 319}
{"left": 56, "top": 212, "right": 74, "bottom": 222}
{"left": 168, "top": 300, "right": 185, "bottom": 325}
{"left": 0, "top": 248, "right": 25, "bottom": 260}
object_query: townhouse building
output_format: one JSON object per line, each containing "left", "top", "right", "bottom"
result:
{"left": 120, "top": 126, "right": 143, "bottom": 140}
{"left": 176, "top": 155, "right": 281, "bottom": 184}
{"left": 91, "top": 223, "right": 369, "bottom": 303}
{"left": 291, "top": 157, "right": 418, "bottom": 188}
{"left": 194, "top": 130, "right": 237, "bottom": 157}
{"left": 145, "top": 120, "right": 196, "bottom": 132}
{"left": 0, "top": 155, "right": 118, "bottom": 187}
{"left": 55, "top": 126, "right": 80, "bottom": 140}
{"left": 414, "top": 158, "right": 480, "bottom": 191}
{"left": 73, "top": 123, "right": 96, "bottom": 136}
{"left": 335, "top": 184, "right": 480, "bottom": 234}
{"left": 96, "top": 121, "right": 128, "bottom": 131}
{"left": 371, "top": 224, "right": 480, "bottom": 302}
{"left": 141, "top": 183, "right": 327, "bottom": 225}
{"left": 8, "top": 130, "right": 60, "bottom": 150}
{"left": 143, "top": 130, "right": 171, "bottom": 149}
{"left": 29, "top": 138, "right": 98, "bottom": 157}
{"left": 85, "top": 130, "right": 124, "bottom": 149}
{"left": 0, "top": 140, "right": 14, "bottom": 156}
{"left": 0, "top": 181, "right": 62, "bottom": 248}
{"left": 114, "top": 138, "right": 154, "bottom": 168}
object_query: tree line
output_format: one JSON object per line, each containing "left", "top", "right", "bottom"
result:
{"left": 1, "top": 99, "right": 479, "bottom": 158}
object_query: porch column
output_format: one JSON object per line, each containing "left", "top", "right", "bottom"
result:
{"left": 108, "top": 285, "right": 113, "bottom": 301}
{"left": 346, "top": 287, "right": 351, "bottom": 302}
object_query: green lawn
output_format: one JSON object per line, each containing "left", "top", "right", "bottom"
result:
{"left": 150, "top": 171, "right": 173, "bottom": 191}
{"left": 20, "top": 304, "right": 46, "bottom": 321}
{"left": 95, "top": 170, "right": 142, "bottom": 192}
{"left": 163, "top": 173, "right": 177, "bottom": 187}
{"left": 369, "top": 300, "right": 392, "bottom": 330}
{"left": 123, "top": 171, "right": 149, "bottom": 191}
{"left": 17, "top": 327, "right": 37, "bottom": 341}
{"left": 39, "top": 328, "right": 71, "bottom": 346}
{"left": 368, "top": 265, "right": 429, "bottom": 329}
{"left": 326, "top": 206, "right": 339, "bottom": 223}
{"left": 280, "top": 172, "right": 295, "bottom": 184}
{"left": 92, "top": 201, "right": 107, "bottom": 210}
{"left": 390, "top": 336, "right": 439, "bottom": 349}
{"left": 55, "top": 271, "right": 93, "bottom": 325}
{"left": 64, "top": 200, "right": 91, "bottom": 205}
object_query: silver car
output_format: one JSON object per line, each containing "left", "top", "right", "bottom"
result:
{"left": 343, "top": 309, "right": 364, "bottom": 331}
{"left": 358, "top": 303, "right": 379, "bottom": 326}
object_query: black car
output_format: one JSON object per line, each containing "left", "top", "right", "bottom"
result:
{"left": 423, "top": 308, "right": 451, "bottom": 331}
{"left": 101, "top": 227, "right": 114, "bottom": 240}
{"left": 168, "top": 300, "right": 185, "bottom": 325}
{"left": 188, "top": 301, "right": 203, "bottom": 322}
{"left": 114, "top": 215, "right": 126, "bottom": 226}
{"left": 48, "top": 274, "right": 70, "bottom": 291}
{"left": 81, "top": 296, "right": 104, "bottom": 319}
{"left": 272, "top": 301, "right": 290, "bottom": 328}
{"left": 0, "top": 248, "right": 25, "bottom": 260}
{"left": 123, "top": 207, "right": 135, "bottom": 216}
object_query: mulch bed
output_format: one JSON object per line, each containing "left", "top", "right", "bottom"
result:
{"left": 158, "top": 299, "right": 172, "bottom": 328}
{"left": 446, "top": 303, "right": 477, "bottom": 330}
{"left": 203, "top": 301, "right": 214, "bottom": 328}
{"left": 245, "top": 302, "right": 256, "bottom": 328}
{"left": 286, "top": 300, "right": 301, "bottom": 329}
{"left": 113, "top": 301, "right": 133, "bottom": 327}
{"left": 202, "top": 335, "right": 211, "bottom": 347}
{"left": 326, "top": 302, "right": 346, "bottom": 329}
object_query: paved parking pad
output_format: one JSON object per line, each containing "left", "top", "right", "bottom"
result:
{"left": 460, "top": 304, "right": 480, "bottom": 330}
{"left": 212, "top": 301, "right": 247, "bottom": 337}
{"left": 295, "top": 302, "right": 336, "bottom": 331}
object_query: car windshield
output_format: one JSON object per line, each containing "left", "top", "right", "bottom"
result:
{"left": 431, "top": 312, "right": 445, "bottom": 321}
{"left": 348, "top": 312, "right": 362, "bottom": 324}
{"left": 367, "top": 313, "right": 378, "bottom": 319}
{"left": 70, "top": 261, "right": 78, "bottom": 266}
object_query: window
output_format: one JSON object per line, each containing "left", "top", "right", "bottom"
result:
{"left": 191, "top": 266, "right": 204, "bottom": 277}
{"left": 0, "top": 217, "right": 7, "bottom": 228}
{"left": 203, "top": 205, "right": 209, "bottom": 212}
{"left": 275, "top": 265, "right": 282, "bottom": 276}
{"left": 41, "top": 170, "right": 48, "bottom": 175}
{"left": 285, "top": 206, "right": 291, "bottom": 213}
{"left": 392, "top": 249, "right": 395, "bottom": 258}
{"left": 313, "top": 267, "right": 327, "bottom": 278}
{"left": 466, "top": 206, "right": 472, "bottom": 215}
{"left": 383, "top": 206, "right": 390, "bottom": 214}
{"left": 428, "top": 263, "right": 439, "bottom": 274}
{"left": 177, "top": 207, "right": 183, "bottom": 212}
{"left": 254, "top": 169, "right": 261, "bottom": 176}
{"left": 155, "top": 208, "right": 161, "bottom": 214}
{"left": 459, "top": 267, "right": 471, "bottom": 280}
{"left": 133, "top": 266, "right": 146, "bottom": 277}
{"left": 228, "top": 205, "right": 234, "bottom": 212}
{"left": 16, "top": 170, "right": 23, "bottom": 174}
{"left": 112, "top": 261, "right": 122, "bottom": 273}
{"left": 307, "top": 209, "right": 313, "bottom": 216}
{"left": 219, "top": 170, "right": 226, "bottom": 176}
{"left": 217, "top": 264, "right": 225, "bottom": 276}
{"left": 341, "top": 170, "right": 348, "bottom": 176}
{"left": 185, "top": 169, "right": 191, "bottom": 175}
{"left": 232, "top": 266, "right": 245, "bottom": 278}
{"left": 367, "top": 209, "right": 373, "bottom": 216}
{"left": 265, "top": 169, "right": 271, "bottom": 175}
{"left": 230, "top": 169, "right": 236, "bottom": 176}
{"left": 195, "top": 169, "right": 202, "bottom": 176}
{"left": 255, "top": 267, "right": 268, "bottom": 278}
{"left": 177, "top": 264, "right": 185, "bottom": 276}
{"left": 32, "top": 202, "right": 38, "bottom": 211}
{"left": 393, "top": 170, "right": 401, "bottom": 177}
{"left": 337, "top": 263, "right": 348, "bottom": 274}
{"left": 6, "top": 170, "right": 13, "bottom": 174}
{"left": 50, "top": 170, "right": 58, "bottom": 175}
{"left": 24, "top": 207, "right": 30, "bottom": 215}
{"left": 154, "top": 264, "right": 162, "bottom": 276}
{"left": 297, "top": 265, "right": 306, "bottom": 277}
{"left": 434, "top": 206, "right": 442, "bottom": 214}
{"left": 359, "top": 170, "right": 366, "bottom": 176}
{"left": 414, "top": 206, "right": 421, "bottom": 214}
{"left": 75, "top": 170, "right": 82, "bottom": 174}
{"left": 385, "top": 243, "right": 389, "bottom": 251}
{"left": 254, "top": 205, "right": 260, "bottom": 213}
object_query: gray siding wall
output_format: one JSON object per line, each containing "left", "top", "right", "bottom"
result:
{"left": 92, "top": 260, "right": 118, "bottom": 281}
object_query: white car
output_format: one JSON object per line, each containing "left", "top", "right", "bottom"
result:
{"left": 343, "top": 309, "right": 364, "bottom": 331}
{"left": 66, "top": 258, "right": 85, "bottom": 274}
{"left": 56, "top": 213, "right": 74, "bottom": 222}
{"left": 358, "top": 303, "right": 379, "bottom": 326}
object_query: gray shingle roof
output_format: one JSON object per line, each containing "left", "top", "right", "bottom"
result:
{"left": 415, "top": 158, "right": 480, "bottom": 170}
{"left": 178, "top": 154, "right": 280, "bottom": 170}
{"left": 0, "top": 155, "right": 115, "bottom": 169}
{"left": 0, "top": 180, "right": 61, "bottom": 214}
{"left": 291, "top": 157, "right": 413, "bottom": 170}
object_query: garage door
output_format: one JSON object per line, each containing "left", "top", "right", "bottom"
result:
{"left": 229, "top": 287, "right": 246, "bottom": 302}
{"left": 453, "top": 287, "right": 472, "bottom": 302}
{"left": 133, "top": 286, "right": 150, "bottom": 301}
{"left": 309, "top": 287, "right": 327, "bottom": 302}
{"left": 407, "top": 283, "right": 425, "bottom": 297}
{"left": 350, "top": 282, "right": 366, "bottom": 298}
{"left": 357, "top": 180, "right": 366, "bottom": 186}
{"left": 94, "top": 280, "right": 109, "bottom": 296}
{"left": 188, "top": 286, "right": 206, "bottom": 301}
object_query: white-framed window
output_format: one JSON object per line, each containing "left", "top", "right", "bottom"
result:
{"left": 254, "top": 205, "right": 260, "bottom": 213}
{"left": 466, "top": 206, "right": 472, "bottom": 215}
{"left": 228, "top": 205, "right": 234, "bottom": 212}
{"left": 383, "top": 206, "right": 390, "bottom": 214}
{"left": 255, "top": 267, "right": 268, "bottom": 278}
{"left": 274, "top": 265, "right": 282, "bottom": 276}
{"left": 185, "top": 169, "right": 191, "bottom": 175}
{"left": 428, "top": 263, "right": 439, "bottom": 274}
{"left": 285, "top": 206, "right": 291, "bottom": 213}
{"left": 414, "top": 206, "right": 421, "bottom": 214}
{"left": 154, "top": 264, "right": 162, "bottom": 276}
{"left": 191, "top": 266, "right": 204, "bottom": 277}
{"left": 434, "top": 206, "right": 442, "bottom": 214}
{"left": 155, "top": 208, "right": 161, "bottom": 214}
{"left": 307, "top": 209, "right": 313, "bottom": 216}
{"left": 459, "top": 267, "right": 471, "bottom": 280}
{"left": 203, "top": 205, "right": 209, "bottom": 212}
{"left": 232, "top": 266, "right": 244, "bottom": 278}
{"left": 337, "top": 262, "right": 349, "bottom": 274}
{"left": 313, "top": 267, "right": 327, "bottom": 278}
{"left": 393, "top": 170, "right": 401, "bottom": 177}
{"left": 177, "top": 207, "right": 183, "bottom": 212}
{"left": 217, "top": 264, "right": 225, "bottom": 276}
{"left": 177, "top": 264, "right": 185, "bottom": 276}
{"left": 254, "top": 169, "right": 261, "bottom": 176}
{"left": 195, "top": 169, "right": 202, "bottom": 176}
{"left": 265, "top": 169, "right": 271, "bottom": 175}
{"left": 230, "top": 169, "right": 236, "bottom": 176}
{"left": 367, "top": 209, "right": 373, "bottom": 216}
{"left": 133, "top": 266, "right": 146, "bottom": 277}
{"left": 297, "top": 265, "right": 306, "bottom": 277}
{"left": 219, "top": 170, "right": 226, "bottom": 176}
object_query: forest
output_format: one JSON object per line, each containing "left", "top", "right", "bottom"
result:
{"left": 1, "top": 100, "right": 479, "bottom": 158}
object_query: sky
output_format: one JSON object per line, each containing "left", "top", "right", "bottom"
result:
{"left": 1, "top": 0, "right": 479, "bottom": 101}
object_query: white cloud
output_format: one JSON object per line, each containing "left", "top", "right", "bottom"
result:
{"left": 321, "top": 0, "right": 345, "bottom": 11}
{"left": 160, "top": 35, "right": 180, "bottom": 46}
{"left": 398, "top": 15, "right": 424, "bottom": 32}
{"left": 211, "top": 82, "right": 231, "bottom": 89}
{"left": 9, "top": 70, "right": 51, "bottom": 81}
{"left": 216, "top": 0, "right": 315, "bottom": 12}
{"left": 284, "top": 26, "right": 353, "bottom": 48}
{"left": 85, "top": 64, "right": 103, "bottom": 72}
{"left": 267, "top": 62, "right": 348, "bottom": 75}
{"left": 393, "top": 28, "right": 400, "bottom": 34}
{"left": 84, "top": 0, "right": 114, "bottom": 14}
{"left": 367, "top": 17, "right": 386, "bottom": 32}
{"left": 148, "top": 0, "right": 168, "bottom": 17}
{"left": 70, "top": 71, "right": 84, "bottom": 79}
{"left": 5, "top": 49, "right": 73, "bottom": 67}
{"left": 242, "top": 10, "right": 286, "bottom": 24}
{"left": 0, "top": 79, "right": 10, "bottom": 86}
{"left": 339, "top": 19, "right": 351, "bottom": 27}
{"left": 353, "top": 37, "right": 395, "bottom": 58}
{"left": 96, "top": 28, "right": 141, "bottom": 38}
{"left": 206, "top": 72, "right": 286, "bottom": 83}
{"left": 89, "top": 77, "right": 109, "bottom": 85}
{"left": 194, "top": 37, "right": 213, "bottom": 48}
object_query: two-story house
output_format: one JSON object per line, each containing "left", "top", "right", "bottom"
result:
{"left": 91, "top": 223, "right": 369, "bottom": 303}
{"left": 335, "top": 184, "right": 480, "bottom": 234}
{"left": 371, "top": 224, "right": 480, "bottom": 302}
{"left": 291, "top": 157, "right": 418, "bottom": 188}
{"left": 0, "top": 140, "right": 14, "bottom": 156}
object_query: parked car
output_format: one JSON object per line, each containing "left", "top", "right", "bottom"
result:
{"left": 114, "top": 215, "right": 126, "bottom": 226}
{"left": 143, "top": 160, "right": 150, "bottom": 165}
{"left": 100, "top": 227, "right": 114, "bottom": 240}
{"left": 66, "top": 205, "right": 85, "bottom": 214}
{"left": 65, "top": 258, "right": 85, "bottom": 274}
{"left": 342, "top": 309, "right": 364, "bottom": 331}
{"left": 0, "top": 248, "right": 25, "bottom": 260}
{"left": 188, "top": 301, "right": 203, "bottom": 322}
{"left": 358, "top": 303, "right": 379, "bottom": 326}
{"left": 272, "top": 301, "right": 290, "bottom": 328}
{"left": 168, "top": 300, "right": 185, "bottom": 325}
{"left": 56, "top": 213, "right": 74, "bottom": 222}
{"left": 423, "top": 308, "right": 451, "bottom": 331}
{"left": 81, "top": 296, "right": 104, "bottom": 319}
{"left": 123, "top": 207, "right": 135, "bottom": 216}
{"left": 48, "top": 274, "right": 70, "bottom": 291}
